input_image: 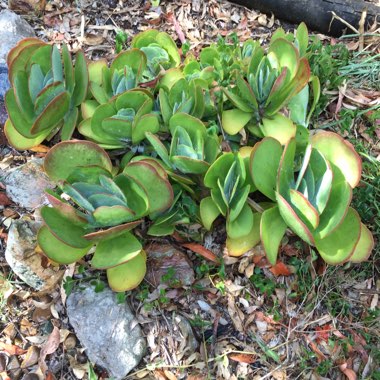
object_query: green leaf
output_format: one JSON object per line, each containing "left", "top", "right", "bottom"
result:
{"left": 4, "top": 118, "right": 49, "bottom": 150}
{"left": 124, "top": 161, "right": 173, "bottom": 213}
{"left": 13, "top": 71, "right": 34, "bottom": 122}
{"left": 227, "top": 203, "right": 254, "bottom": 239}
{"left": 40, "top": 206, "right": 91, "bottom": 249}
{"left": 288, "top": 85, "right": 308, "bottom": 127}
{"left": 51, "top": 45, "right": 63, "bottom": 82}
{"left": 250, "top": 137, "right": 282, "bottom": 201}
{"left": 277, "top": 138, "right": 296, "bottom": 195}
{"left": 132, "top": 114, "right": 159, "bottom": 144}
{"left": 314, "top": 208, "right": 361, "bottom": 265}
{"left": 268, "top": 38, "right": 299, "bottom": 76}
{"left": 171, "top": 156, "right": 209, "bottom": 174}
{"left": 260, "top": 113, "right": 296, "bottom": 145}
{"left": 44, "top": 140, "right": 112, "bottom": 182}
{"left": 38, "top": 226, "right": 90, "bottom": 264}
{"left": 91, "top": 231, "right": 142, "bottom": 269}
{"left": 226, "top": 212, "right": 261, "bottom": 257}
{"left": 61, "top": 107, "right": 78, "bottom": 141}
{"left": 311, "top": 131, "right": 362, "bottom": 188}
{"left": 314, "top": 164, "right": 352, "bottom": 239}
{"left": 289, "top": 189, "right": 319, "bottom": 230}
{"left": 349, "top": 223, "right": 374, "bottom": 263}
{"left": 93, "top": 205, "right": 136, "bottom": 226}
{"left": 107, "top": 250, "right": 147, "bottom": 291}
{"left": 72, "top": 50, "right": 89, "bottom": 106}
{"left": 276, "top": 192, "right": 314, "bottom": 245}
{"left": 83, "top": 220, "right": 142, "bottom": 242}
{"left": 31, "top": 91, "right": 70, "bottom": 134}
{"left": 145, "top": 132, "right": 172, "bottom": 168}
{"left": 200, "top": 196, "right": 221, "bottom": 230}
{"left": 260, "top": 206, "right": 287, "bottom": 265}
{"left": 222, "top": 109, "right": 252, "bottom": 135}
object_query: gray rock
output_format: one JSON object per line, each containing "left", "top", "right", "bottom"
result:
{"left": 66, "top": 285, "right": 146, "bottom": 379}
{"left": 5, "top": 217, "right": 64, "bottom": 291}
{"left": 0, "top": 64, "right": 10, "bottom": 101}
{"left": 0, "top": 10, "right": 35, "bottom": 65}
{"left": 4, "top": 159, "right": 54, "bottom": 209}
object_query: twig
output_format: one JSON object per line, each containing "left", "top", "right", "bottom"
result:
{"left": 330, "top": 11, "right": 359, "bottom": 34}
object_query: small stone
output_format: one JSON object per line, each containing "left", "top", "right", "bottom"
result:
{"left": 66, "top": 285, "right": 146, "bottom": 379}
{"left": 4, "top": 159, "right": 54, "bottom": 209}
{"left": 0, "top": 10, "right": 35, "bottom": 65}
{"left": 145, "top": 243, "right": 195, "bottom": 287}
{"left": 5, "top": 217, "right": 64, "bottom": 291}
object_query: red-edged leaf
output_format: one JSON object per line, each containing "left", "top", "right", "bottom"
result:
{"left": 182, "top": 243, "right": 220, "bottom": 264}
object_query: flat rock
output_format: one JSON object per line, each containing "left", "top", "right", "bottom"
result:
{"left": 66, "top": 285, "right": 146, "bottom": 379}
{"left": 4, "top": 159, "right": 54, "bottom": 209}
{"left": 5, "top": 217, "right": 64, "bottom": 291}
{"left": 145, "top": 243, "right": 195, "bottom": 287}
{"left": 0, "top": 10, "right": 35, "bottom": 64}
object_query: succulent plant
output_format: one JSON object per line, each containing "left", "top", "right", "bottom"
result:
{"left": 4, "top": 38, "right": 88, "bottom": 150}
{"left": 200, "top": 152, "right": 260, "bottom": 256}
{"left": 131, "top": 30, "right": 181, "bottom": 76}
{"left": 78, "top": 89, "right": 160, "bottom": 149}
{"left": 38, "top": 140, "right": 173, "bottom": 291}
{"left": 250, "top": 132, "right": 374, "bottom": 265}
{"left": 222, "top": 36, "right": 312, "bottom": 144}
{"left": 146, "top": 112, "right": 220, "bottom": 175}
{"left": 86, "top": 49, "right": 147, "bottom": 106}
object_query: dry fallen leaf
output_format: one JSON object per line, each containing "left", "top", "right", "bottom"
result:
{"left": 229, "top": 353, "right": 256, "bottom": 364}
{"left": 0, "top": 342, "right": 27, "bottom": 356}
{"left": 182, "top": 243, "right": 220, "bottom": 264}
{"left": 269, "top": 261, "right": 293, "bottom": 276}
{"left": 39, "top": 326, "right": 60, "bottom": 374}
{"left": 339, "top": 362, "right": 357, "bottom": 380}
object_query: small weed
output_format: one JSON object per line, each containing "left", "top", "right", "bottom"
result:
{"left": 249, "top": 268, "right": 276, "bottom": 297}
{"left": 115, "top": 30, "right": 128, "bottom": 53}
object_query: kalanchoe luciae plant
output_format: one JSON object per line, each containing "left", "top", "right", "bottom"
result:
{"left": 5, "top": 38, "right": 88, "bottom": 150}
{"left": 131, "top": 30, "right": 181, "bottom": 77}
{"left": 78, "top": 89, "right": 159, "bottom": 149}
{"left": 200, "top": 151, "right": 261, "bottom": 256}
{"left": 146, "top": 113, "right": 220, "bottom": 175}
{"left": 38, "top": 141, "right": 173, "bottom": 292}
{"left": 249, "top": 132, "right": 374, "bottom": 265}
{"left": 222, "top": 35, "right": 312, "bottom": 144}
{"left": 85, "top": 49, "right": 147, "bottom": 108}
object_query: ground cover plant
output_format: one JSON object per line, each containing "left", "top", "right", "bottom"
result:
{"left": 3, "top": 24, "right": 375, "bottom": 293}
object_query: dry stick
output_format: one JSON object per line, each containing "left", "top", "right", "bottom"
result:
{"left": 358, "top": 9, "right": 367, "bottom": 51}
{"left": 330, "top": 11, "right": 359, "bottom": 34}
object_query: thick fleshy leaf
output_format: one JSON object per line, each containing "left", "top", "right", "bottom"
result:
{"left": 200, "top": 196, "right": 220, "bottom": 230}
{"left": 13, "top": 71, "right": 34, "bottom": 122}
{"left": 204, "top": 153, "right": 235, "bottom": 189}
{"left": 145, "top": 132, "right": 171, "bottom": 168}
{"left": 289, "top": 189, "right": 319, "bottom": 230}
{"left": 314, "top": 208, "right": 361, "bottom": 265}
{"left": 311, "top": 131, "right": 362, "bottom": 188}
{"left": 227, "top": 203, "right": 254, "bottom": 239}
{"left": 226, "top": 212, "right": 261, "bottom": 257}
{"left": 171, "top": 156, "right": 209, "bottom": 174}
{"left": 268, "top": 38, "right": 299, "bottom": 77}
{"left": 229, "top": 185, "right": 250, "bottom": 222}
{"left": 4, "top": 118, "right": 50, "bottom": 150}
{"left": 260, "top": 114, "right": 296, "bottom": 145}
{"left": 124, "top": 161, "right": 173, "bottom": 213}
{"left": 277, "top": 138, "right": 296, "bottom": 195}
{"left": 38, "top": 226, "right": 90, "bottom": 264}
{"left": 91, "top": 231, "right": 142, "bottom": 269}
{"left": 314, "top": 164, "right": 352, "bottom": 239}
{"left": 107, "top": 250, "right": 147, "bottom": 292}
{"left": 31, "top": 91, "right": 70, "bottom": 134}
{"left": 83, "top": 220, "right": 142, "bottom": 242}
{"left": 81, "top": 100, "right": 99, "bottom": 119}
{"left": 61, "top": 107, "right": 78, "bottom": 141}
{"left": 93, "top": 205, "right": 136, "bottom": 226}
{"left": 250, "top": 137, "right": 282, "bottom": 201}
{"left": 7, "top": 38, "right": 44, "bottom": 69}
{"left": 222, "top": 109, "right": 252, "bottom": 135}
{"left": 276, "top": 192, "right": 314, "bottom": 245}
{"left": 260, "top": 206, "right": 287, "bottom": 265}
{"left": 40, "top": 206, "right": 91, "bottom": 248}
{"left": 349, "top": 223, "right": 374, "bottom": 263}
{"left": 72, "top": 50, "right": 89, "bottom": 106}
{"left": 132, "top": 114, "right": 159, "bottom": 144}
{"left": 44, "top": 140, "right": 112, "bottom": 182}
